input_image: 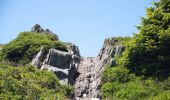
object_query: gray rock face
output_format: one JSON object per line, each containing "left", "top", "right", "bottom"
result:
{"left": 32, "top": 42, "right": 80, "bottom": 85}
{"left": 66, "top": 42, "right": 80, "bottom": 57}
{"left": 41, "top": 49, "right": 79, "bottom": 84}
{"left": 74, "top": 38, "right": 117, "bottom": 99}
{"left": 31, "top": 24, "right": 44, "bottom": 33}
{"left": 31, "top": 37, "right": 124, "bottom": 99}
{"left": 31, "top": 24, "right": 59, "bottom": 40}
{"left": 31, "top": 47, "right": 46, "bottom": 68}
{"left": 44, "top": 49, "right": 72, "bottom": 69}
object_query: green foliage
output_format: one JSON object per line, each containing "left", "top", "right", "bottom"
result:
{"left": 114, "top": 37, "right": 132, "bottom": 45}
{"left": 0, "top": 44, "right": 3, "bottom": 48}
{"left": 105, "top": 37, "right": 131, "bottom": 47}
{"left": 101, "top": 67, "right": 131, "bottom": 83}
{"left": 121, "top": 0, "right": 170, "bottom": 80}
{"left": 101, "top": 3, "right": 170, "bottom": 98}
{"left": 101, "top": 67, "right": 162, "bottom": 100}
{"left": 1, "top": 32, "right": 67, "bottom": 64}
{"left": 152, "top": 90, "right": 170, "bottom": 100}
{"left": 0, "top": 62, "right": 73, "bottom": 100}
{"left": 0, "top": 44, "right": 3, "bottom": 54}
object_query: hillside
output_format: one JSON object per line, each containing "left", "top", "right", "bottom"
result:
{"left": 1, "top": 0, "right": 170, "bottom": 100}
{"left": 0, "top": 25, "right": 73, "bottom": 99}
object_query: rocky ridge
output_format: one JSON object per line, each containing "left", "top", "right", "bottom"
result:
{"left": 74, "top": 38, "right": 124, "bottom": 100}
{"left": 31, "top": 25, "right": 124, "bottom": 99}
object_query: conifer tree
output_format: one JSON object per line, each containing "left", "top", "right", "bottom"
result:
{"left": 125, "top": 0, "right": 170, "bottom": 79}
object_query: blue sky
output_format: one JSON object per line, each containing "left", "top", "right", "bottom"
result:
{"left": 0, "top": 0, "right": 158, "bottom": 57}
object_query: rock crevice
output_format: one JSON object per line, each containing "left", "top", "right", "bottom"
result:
{"left": 74, "top": 38, "right": 117, "bottom": 99}
{"left": 31, "top": 25, "right": 123, "bottom": 99}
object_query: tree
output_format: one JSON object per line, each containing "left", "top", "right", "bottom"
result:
{"left": 124, "top": 0, "right": 170, "bottom": 80}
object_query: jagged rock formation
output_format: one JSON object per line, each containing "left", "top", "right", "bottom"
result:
{"left": 31, "top": 25, "right": 124, "bottom": 99}
{"left": 32, "top": 43, "right": 80, "bottom": 85}
{"left": 74, "top": 38, "right": 124, "bottom": 100}
{"left": 41, "top": 47, "right": 80, "bottom": 84}
{"left": 31, "top": 24, "right": 80, "bottom": 84}
{"left": 31, "top": 24, "right": 59, "bottom": 40}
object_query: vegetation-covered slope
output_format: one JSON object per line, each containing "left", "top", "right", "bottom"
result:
{"left": 0, "top": 63, "right": 73, "bottom": 100}
{"left": 0, "top": 32, "right": 73, "bottom": 99}
{"left": 1, "top": 32, "right": 67, "bottom": 64}
{"left": 1, "top": 0, "right": 170, "bottom": 99}
{"left": 101, "top": 0, "right": 170, "bottom": 99}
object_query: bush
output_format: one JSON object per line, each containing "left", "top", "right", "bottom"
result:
{"left": 101, "top": 82, "right": 119, "bottom": 99}
{"left": 152, "top": 90, "right": 170, "bottom": 100}
{"left": 123, "top": 0, "right": 170, "bottom": 80}
{"left": 101, "top": 67, "right": 131, "bottom": 83}
{"left": 115, "top": 79, "right": 159, "bottom": 99}
{"left": 1, "top": 32, "right": 67, "bottom": 64}
{"left": 101, "top": 67, "right": 160, "bottom": 100}
{"left": 0, "top": 62, "right": 72, "bottom": 100}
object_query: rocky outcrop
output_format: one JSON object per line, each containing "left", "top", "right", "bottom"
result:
{"left": 32, "top": 47, "right": 46, "bottom": 68}
{"left": 31, "top": 26, "right": 124, "bottom": 99}
{"left": 31, "top": 24, "right": 44, "bottom": 33}
{"left": 74, "top": 38, "right": 121, "bottom": 99}
{"left": 31, "top": 24, "right": 59, "bottom": 40}
{"left": 31, "top": 42, "right": 80, "bottom": 85}
{"left": 41, "top": 48, "right": 79, "bottom": 84}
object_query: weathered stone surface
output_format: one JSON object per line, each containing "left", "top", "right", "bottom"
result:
{"left": 43, "top": 49, "right": 72, "bottom": 69}
{"left": 31, "top": 37, "right": 124, "bottom": 100}
{"left": 66, "top": 42, "right": 80, "bottom": 57}
{"left": 31, "top": 24, "right": 59, "bottom": 40}
{"left": 31, "top": 24, "right": 44, "bottom": 33}
{"left": 41, "top": 48, "right": 80, "bottom": 84}
{"left": 74, "top": 38, "right": 118, "bottom": 99}
{"left": 41, "top": 64, "right": 70, "bottom": 84}
{"left": 44, "top": 29, "right": 53, "bottom": 34}
{"left": 31, "top": 47, "right": 46, "bottom": 68}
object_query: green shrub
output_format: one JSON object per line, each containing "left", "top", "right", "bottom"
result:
{"left": 101, "top": 82, "right": 120, "bottom": 99}
{"left": 0, "top": 62, "right": 72, "bottom": 100}
{"left": 116, "top": 79, "right": 159, "bottom": 99}
{"left": 101, "top": 68, "right": 160, "bottom": 100}
{"left": 161, "top": 76, "right": 170, "bottom": 90}
{"left": 101, "top": 67, "right": 131, "bottom": 83}
{"left": 1, "top": 32, "right": 67, "bottom": 64}
{"left": 105, "top": 37, "right": 131, "bottom": 46}
{"left": 122, "top": 0, "right": 170, "bottom": 80}
{"left": 152, "top": 90, "right": 170, "bottom": 100}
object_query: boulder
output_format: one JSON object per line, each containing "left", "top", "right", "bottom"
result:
{"left": 31, "top": 24, "right": 44, "bottom": 33}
